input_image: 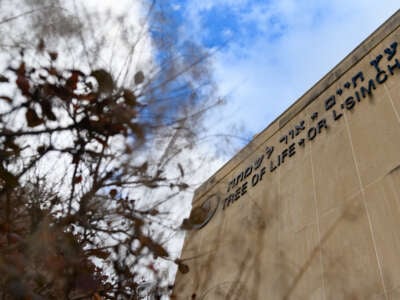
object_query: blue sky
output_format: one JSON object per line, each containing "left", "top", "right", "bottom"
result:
{"left": 166, "top": 1, "right": 399, "bottom": 143}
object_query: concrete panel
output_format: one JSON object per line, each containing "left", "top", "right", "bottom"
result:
{"left": 365, "top": 167, "right": 400, "bottom": 292}
{"left": 312, "top": 127, "right": 360, "bottom": 215}
{"left": 319, "top": 194, "right": 384, "bottom": 299}
{"left": 345, "top": 74, "right": 400, "bottom": 187}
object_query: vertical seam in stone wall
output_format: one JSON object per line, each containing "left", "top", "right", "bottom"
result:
{"left": 278, "top": 163, "right": 283, "bottom": 248}
{"left": 383, "top": 84, "right": 400, "bottom": 123}
{"left": 309, "top": 141, "right": 327, "bottom": 300}
{"left": 343, "top": 109, "right": 389, "bottom": 299}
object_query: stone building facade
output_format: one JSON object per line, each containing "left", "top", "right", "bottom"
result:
{"left": 174, "top": 10, "right": 400, "bottom": 300}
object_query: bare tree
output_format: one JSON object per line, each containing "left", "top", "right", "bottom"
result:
{"left": 0, "top": 1, "right": 222, "bottom": 298}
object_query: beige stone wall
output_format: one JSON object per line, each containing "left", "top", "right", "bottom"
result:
{"left": 174, "top": 10, "right": 400, "bottom": 300}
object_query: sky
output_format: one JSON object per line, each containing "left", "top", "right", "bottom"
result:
{"left": 167, "top": 1, "right": 399, "bottom": 141}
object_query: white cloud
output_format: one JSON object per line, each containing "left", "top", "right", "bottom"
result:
{"left": 182, "top": 1, "right": 399, "bottom": 135}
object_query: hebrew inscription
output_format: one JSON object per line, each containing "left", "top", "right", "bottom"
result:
{"left": 223, "top": 41, "right": 399, "bottom": 211}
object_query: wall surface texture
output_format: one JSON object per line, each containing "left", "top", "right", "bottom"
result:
{"left": 174, "top": 10, "right": 400, "bottom": 300}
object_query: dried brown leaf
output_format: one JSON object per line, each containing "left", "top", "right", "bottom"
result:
{"left": 37, "top": 38, "right": 45, "bottom": 52}
{"left": 0, "top": 166, "right": 18, "bottom": 188}
{"left": 139, "top": 236, "right": 169, "bottom": 257}
{"left": 86, "top": 248, "right": 110, "bottom": 259}
{"left": 134, "top": 71, "right": 144, "bottom": 85}
{"left": 40, "top": 99, "right": 56, "bottom": 121}
{"left": 73, "top": 175, "right": 82, "bottom": 184}
{"left": 0, "top": 75, "right": 9, "bottom": 83}
{"left": 26, "top": 108, "right": 44, "bottom": 127}
{"left": 0, "top": 96, "right": 12, "bottom": 103}
{"left": 91, "top": 69, "right": 114, "bottom": 94}
{"left": 109, "top": 189, "right": 117, "bottom": 198}
{"left": 123, "top": 89, "right": 137, "bottom": 106}
{"left": 16, "top": 76, "right": 30, "bottom": 95}
{"left": 49, "top": 51, "right": 58, "bottom": 61}
{"left": 66, "top": 72, "right": 79, "bottom": 91}
{"left": 129, "top": 123, "right": 144, "bottom": 140}
{"left": 175, "top": 259, "right": 189, "bottom": 274}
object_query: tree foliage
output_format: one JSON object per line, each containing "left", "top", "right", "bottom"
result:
{"left": 0, "top": 1, "right": 221, "bottom": 298}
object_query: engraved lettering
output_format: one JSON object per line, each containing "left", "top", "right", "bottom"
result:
{"left": 352, "top": 71, "right": 364, "bottom": 88}
{"left": 280, "top": 135, "right": 288, "bottom": 144}
{"left": 388, "top": 58, "right": 400, "bottom": 75}
{"left": 355, "top": 91, "right": 361, "bottom": 102}
{"left": 234, "top": 187, "right": 241, "bottom": 201}
{"left": 259, "top": 167, "right": 266, "bottom": 181}
{"left": 281, "top": 149, "right": 289, "bottom": 164}
{"left": 241, "top": 182, "right": 248, "bottom": 196}
{"left": 311, "top": 112, "right": 319, "bottom": 121}
{"left": 325, "top": 95, "right": 336, "bottom": 111}
{"left": 307, "top": 127, "right": 317, "bottom": 140}
{"left": 265, "top": 146, "right": 274, "bottom": 159}
{"left": 251, "top": 173, "right": 259, "bottom": 187}
{"left": 384, "top": 42, "right": 398, "bottom": 61}
{"left": 376, "top": 71, "right": 388, "bottom": 84}
{"left": 370, "top": 54, "right": 383, "bottom": 72}
{"left": 332, "top": 109, "right": 343, "bottom": 121}
{"left": 223, "top": 194, "right": 235, "bottom": 210}
{"left": 244, "top": 166, "right": 252, "bottom": 178}
{"left": 360, "top": 79, "right": 376, "bottom": 98}
{"left": 345, "top": 96, "right": 356, "bottom": 110}
{"left": 254, "top": 155, "right": 264, "bottom": 170}
{"left": 270, "top": 160, "right": 277, "bottom": 172}
{"left": 236, "top": 172, "right": 244, "bottom": 184}
{"left": 317, "top": 119, "right": 328, "bottom": 133}
{"left": 288, "top": 143, "right": 296, "bottom": 157}
{"left": 295, "top": 120, "right": 305, "bottom": 136}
